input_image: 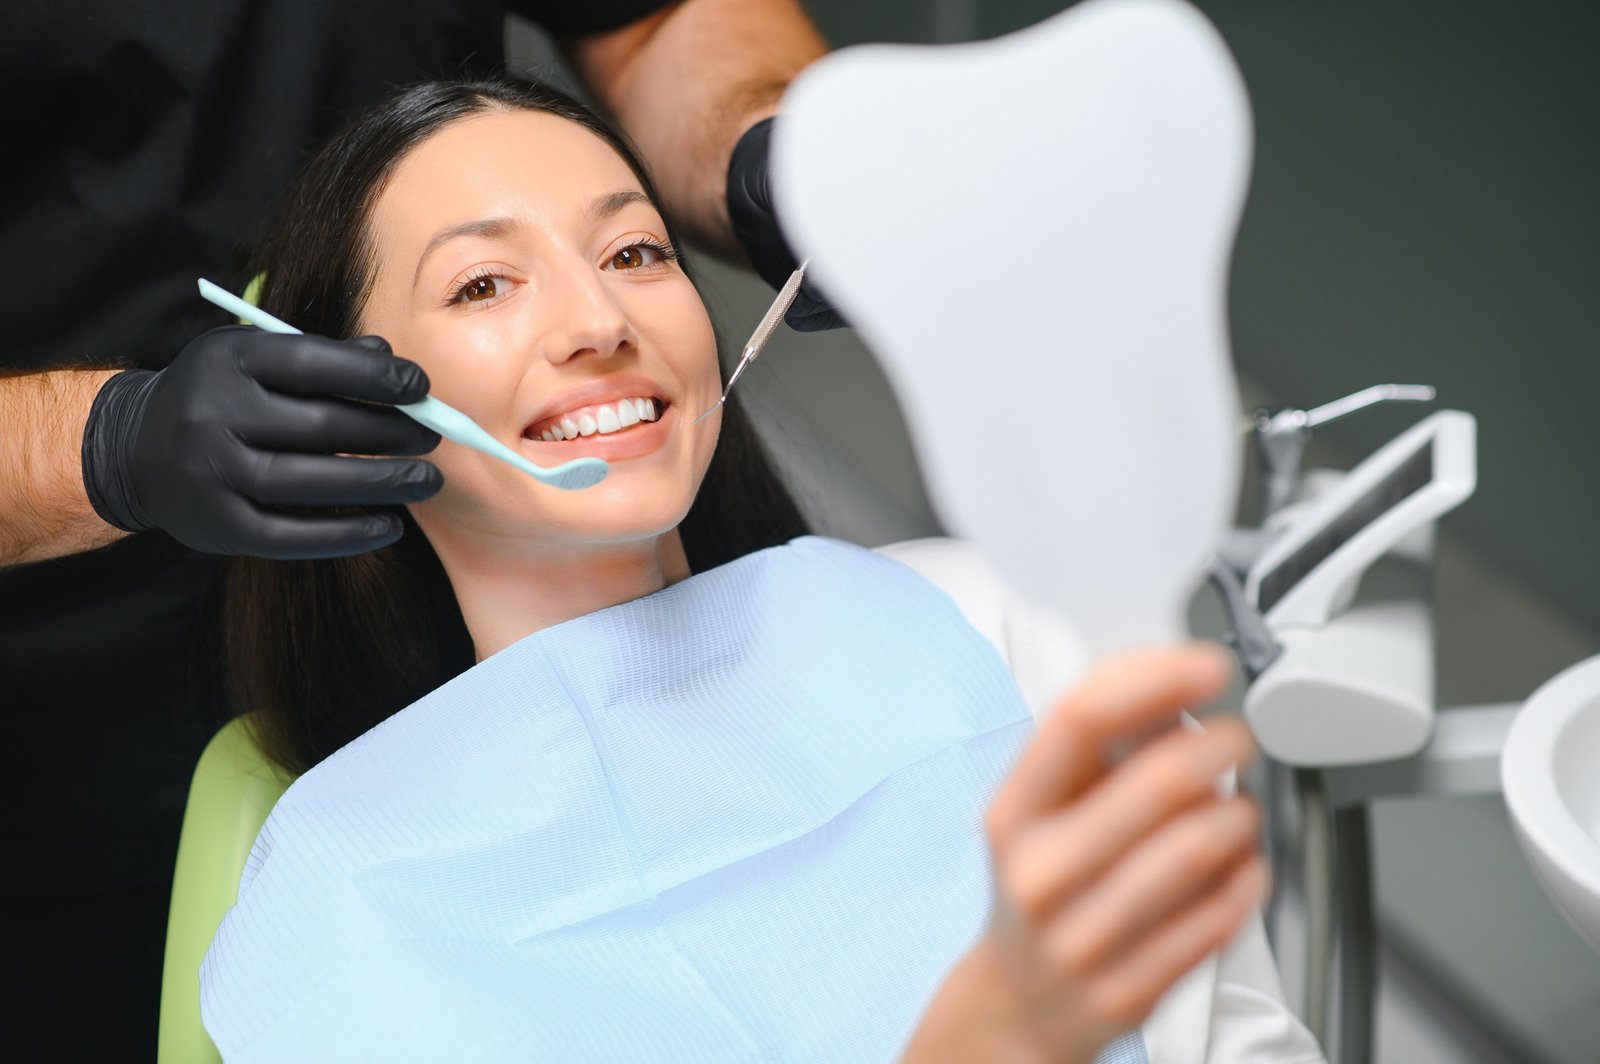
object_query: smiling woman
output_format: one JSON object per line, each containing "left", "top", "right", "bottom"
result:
{"left": 204, "top": 76, "right": 1318, "bottom": 1064}
{"left": 226, "top": 78, "right": 808, "bottom": 776}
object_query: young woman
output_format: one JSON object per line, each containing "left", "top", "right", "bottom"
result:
{"left": 202, "top": 78, "right": 1323, "bottom": 1064}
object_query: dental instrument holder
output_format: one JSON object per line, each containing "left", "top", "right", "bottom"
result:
{"left": 1244, "top": 409, "right": 1475, "bottom": 765}
{"left": 1227, "top": 394, "right": 1478, "bottom": 1064}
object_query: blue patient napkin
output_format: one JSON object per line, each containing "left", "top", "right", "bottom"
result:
{"left": 201, "top": 536, "right": 1147, "bottom": 1063}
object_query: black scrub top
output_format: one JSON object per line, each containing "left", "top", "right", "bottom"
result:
{"left": 0, "top": 0, "right": 669, "bottom": 895}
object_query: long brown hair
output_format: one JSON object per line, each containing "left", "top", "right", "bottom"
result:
{"left": 225, "top": 78, "right": 809, "bottom": 776}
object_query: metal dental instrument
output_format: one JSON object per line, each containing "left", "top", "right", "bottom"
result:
{"left": 197, "top": 279, "right": 608, "bottom": 490}
{"left": 1252, "top": 383, "right": 1436, "bottom": 517}
{"left": 693, "top": 258, "right": 811, "bottom": 424}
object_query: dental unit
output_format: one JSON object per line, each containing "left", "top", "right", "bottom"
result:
{"left": 197, "top": 279, "right": 609, "bottom": 490}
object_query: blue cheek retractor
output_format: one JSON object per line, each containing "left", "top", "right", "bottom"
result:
{"left": 197, "top": 279, "right": 608, "bottom": 490}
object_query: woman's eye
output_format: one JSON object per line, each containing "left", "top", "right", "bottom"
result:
{"left": 461, "top": 276, "right": 500, "bottom": 302}
{"left": 448, "top": 272, "right": 515, "bottom": 307}
{"left": 609, "top": 243, "right": 668, "bottom": 271}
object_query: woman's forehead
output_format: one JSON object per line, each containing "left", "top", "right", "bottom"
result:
{"left": 376, "top": 109, "right": 646, "bottom": 235}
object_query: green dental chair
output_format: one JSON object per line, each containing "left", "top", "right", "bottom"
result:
{"left": 157, "top": 716, "right": 292, "bottom": 1063}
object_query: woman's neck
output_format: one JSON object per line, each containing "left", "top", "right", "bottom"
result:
{"left": 425, "top": 528, "right": 692, "bottom": 662}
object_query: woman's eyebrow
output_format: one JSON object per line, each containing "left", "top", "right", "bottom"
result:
{"left": 413, "top": 216, "right": 516, "bottom": 289}
{"left": 589, "top": 188, "right": 651, "bottom": 221}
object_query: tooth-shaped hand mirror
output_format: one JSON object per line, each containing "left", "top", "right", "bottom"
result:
{"left": 773, "top": 0, "right": 1252, "bottom": 654}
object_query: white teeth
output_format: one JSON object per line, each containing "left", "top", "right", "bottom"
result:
{"left": 529, "top": 396, "right": 660, "bottom": 442}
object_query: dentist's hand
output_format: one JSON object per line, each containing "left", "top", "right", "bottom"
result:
{"left": 81, "top": 326, "right": 443, "bottom": 559}
{"left": 726, "top": 116, "right": 846, "bottom": 332}
{"left": 903, "top": 644, "right": 1264, "bottom": 1064}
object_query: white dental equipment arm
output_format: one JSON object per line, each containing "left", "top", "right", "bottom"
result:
{"left": 1205, "top": 393, "right": 1479, "bottom": 1064}
{"left": 1243, "top": 409, "right": 1477, "bottom": 765}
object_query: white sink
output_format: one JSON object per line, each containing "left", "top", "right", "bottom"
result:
{"left": 1502, "top": 654, "right": 1600, "bottom": 955}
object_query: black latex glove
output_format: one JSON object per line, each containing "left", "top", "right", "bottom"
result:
{"left": 726, "top": 117, "right": 847, "bottom": 332}
{"left": 82, "top": 326, "right": 443, "bottom": 559}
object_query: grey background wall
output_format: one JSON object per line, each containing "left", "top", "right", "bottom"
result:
{"left": 992, "top": 0, "right": 1600, "bottom": 638}
{"left": 510, "top": 1, "right": 1600, "bottom": 1060}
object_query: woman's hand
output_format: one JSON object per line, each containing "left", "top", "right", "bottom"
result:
{"left": 902, "top": 643, "right": 1266, "bottom": 1064}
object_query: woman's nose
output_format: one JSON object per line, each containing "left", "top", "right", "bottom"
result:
{"left": 538, "top": 260, "right": 640, "bottom": 366}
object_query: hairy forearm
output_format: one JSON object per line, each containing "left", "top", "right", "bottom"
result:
{"left": 0, "top": 368, "right": 128, "bottom": 566}
{"left": 570, "top": 0, "right": 828, "bottom": 258}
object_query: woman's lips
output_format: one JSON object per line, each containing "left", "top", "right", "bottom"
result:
{"left": 518, "top": 401, "right": 672, "bottom": 462}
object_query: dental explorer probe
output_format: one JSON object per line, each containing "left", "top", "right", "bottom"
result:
{"left": 693, "top": 259, "right": 810, "bottom": 425}
{"left": 197, "top": 279, "right": 608, "bottom": 490}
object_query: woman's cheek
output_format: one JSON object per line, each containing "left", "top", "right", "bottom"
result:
{"left": 415, "top": 428, "right": 528, "bottom": 525}
{"left": 457, "top": 319, "right": 520, "bottom": 369}
{"left": 635, "top": 278, "right": 715, "bottom": 369}
{"left": 414, "top": 330, "right": 495, "bottom": 399}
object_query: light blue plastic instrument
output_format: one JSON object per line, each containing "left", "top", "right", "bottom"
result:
{"left": 197, "top": 279, "right": 608, "bottom": 491}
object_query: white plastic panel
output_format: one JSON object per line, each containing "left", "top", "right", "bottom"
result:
{"left": 1246, "top": 410, "right": 1478, "bottom": 631}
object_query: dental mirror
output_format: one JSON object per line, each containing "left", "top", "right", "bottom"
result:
{"left": 773, "top": 0, "right": 1252, "bottom": 656}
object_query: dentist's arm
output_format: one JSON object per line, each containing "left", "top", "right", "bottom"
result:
{"left": 565, "top": 0, "right": 841, "bottom": 329}
{"left": 565, "top": 0, "right": 825, "bottom": 258}
{"left": 0, "top": 367, "right": 125, "bottom": 565}
{"left": 1, "top": 329, "right": 442, "bottom": 568}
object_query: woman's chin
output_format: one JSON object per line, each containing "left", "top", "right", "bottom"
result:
{"left": 410, "top": 488, "right": 657, "bottom": 543}
{"left": 450, "top": 490, "right": 690, "bottom": 549}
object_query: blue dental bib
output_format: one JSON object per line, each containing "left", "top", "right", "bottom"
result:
{"left": 202, "top": 536, "right": 1147, "bottom": 1063}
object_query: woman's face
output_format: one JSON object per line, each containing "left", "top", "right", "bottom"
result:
{"left": 360, "top": 108, "right": 721, "bottom": 548}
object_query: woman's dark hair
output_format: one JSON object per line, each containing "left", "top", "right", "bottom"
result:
{"left": 226, "top": 77, "right": 809, "bottom": 776}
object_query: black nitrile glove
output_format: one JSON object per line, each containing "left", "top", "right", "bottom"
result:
{"left": 726, "top": 116, "right": 847, "bottom": 332}
{"left": 82, "top": 326, "right": 443, "bottom": 559}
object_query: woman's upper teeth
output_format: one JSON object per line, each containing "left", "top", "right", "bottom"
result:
{"left": 531, "top": 397, "right": 660, "bottom": 441}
